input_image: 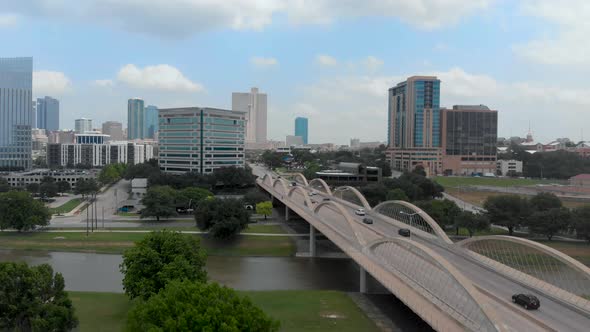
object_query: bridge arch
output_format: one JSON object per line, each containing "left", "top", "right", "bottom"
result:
{"left": 261, "top": 173, "right": 273, "bottom": 187}
{"left": 291, "top": 173, "right": 309, "bottom": 186}
{"left": 365, "top": 237, "right": 502, "bottom": 332}
{"left": 309, "top": 178, "right": 332, "bottom": 195}
{"left": 333, "top": 186, "right": 371, "bottom": 210}
{"left": 287, "top": 186, "right": 313, "bottom": 210}
{"left": 313, "top": 201, "right": 367, "bottom": 246}
{"left": 458, "top": 235, "right": 590, "bottom": 301}
{"left": 372, "top": 200, "right": 453, "bottom": 244}
{"left": 272, "top": 178, "right": 289, "bottom": 196}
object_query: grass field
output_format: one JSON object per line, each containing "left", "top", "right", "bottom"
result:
{"left": 446, "top": 227, "right": 509, "bottom": 237}
{"left": 433, "top": 176, "right": 555, "bottom": 188}
{"left": 538, "top": 240, "right": 590, "bottom": 266}
{"left": 49, "top": 198, "right": 83, "bottom": 214}
{"left": 446, "top": 188, "right": 590, "bottom": 209}
{"left": 69, "top": 290, "right": 378, "bottom": 332}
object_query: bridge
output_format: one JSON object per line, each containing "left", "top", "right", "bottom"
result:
{"left": 254, "top": 168, "right": 590, "bottom": 331}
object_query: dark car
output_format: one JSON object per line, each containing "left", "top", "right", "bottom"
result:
{"left": 291, "top": 182, "right": 297, "bottom": 187}
{"left": 362, "top": 218, "right": 373, "bottom": 225}
{"left": 512, "top": 294, "right": 540, "bottom": 310}
{"left": 398, "top": 228, "right": 411, "bottom": 237}
{"left": 322, "top": 197, "right": 330, "bottom": 201}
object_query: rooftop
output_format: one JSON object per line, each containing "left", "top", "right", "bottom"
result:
{"left": 571, "top": 174, "right": 590, "bottom": 180}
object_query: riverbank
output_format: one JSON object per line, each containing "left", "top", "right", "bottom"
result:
{"left": 70, "top": 290, "right": 379, "bottom": 332}
{"left": 0, "top": 224, "right": 297, "bottom": 256}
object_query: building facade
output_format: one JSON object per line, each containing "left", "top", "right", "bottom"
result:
{"left": 102, "top": 121, "right": 124, "bottom": 141}
{"left": 497, "top": 159, "right": 523, "bottom": 176}
{"left": 316, "top": 162, "right": 382, "bottom": 186}
{"left": 128, "top": 98, "right": 145, "bottom": 140}
{"left": 286, "top": 135, "right": 304, "bottom": 146}
{"left": 36, "top": 96, "right": 59, "bottom": 130}
{"left": 144, "top": 105, "right": 159, "bottom": 139}
{"left": 75, "top": 133, "right": 110, "bottom": 144}
{"left": 0, "top": 57, "right": 33, "bottom": 170}
{"left": 441, "top": 105, "right": 498, "bottom": 175}
{"left": 75, "top": 118, "right": 93, "bottom": 134}
{"left": 48, "top": 130, "right": 75, "bottom": 144}
{"left": 47, "top": 142, "right": 154, "bottom": 168}
{"left": 295, "top": 117, "right": 309, "bottom": 144}
{"left": 232, "top": 87, "right": 267, "bottom": 145}
{"left": 158, "top": 107, "right": 246, "bottom": 174}
{"left": 2, "top": 169, "right": 93, "bottom": 189}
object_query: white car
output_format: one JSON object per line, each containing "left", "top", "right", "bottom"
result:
{"left": 354, "top": 208, "right": 366, "bottom": 216}
{"left": 310, "top": 192, "right": 316, "bottom": 196}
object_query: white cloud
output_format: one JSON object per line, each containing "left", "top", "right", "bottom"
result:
{"left": 315, "top": 54, "right": 338, "bottom": 66}
{"left": 0, "top": 13, "right": 18, "bottom": 27}
{"left": 116, "top": 64, "right": 204, "bottom": 92}
{"left": 361, "top": 56, "right": 384, "bottom": 72}
{"left": 93, "top": 79, "right": 114, "bottom": 87}
{"left": 515, "top": 0, "right": 590, "bottom": 65}
{"left": 250, "top": 56, "right": 279, "bottom": 68}
{"left": 33, "top": 70, "right": 72, "bottom": 96}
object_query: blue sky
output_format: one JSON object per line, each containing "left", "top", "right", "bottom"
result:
{"left": 1, "top": 0, "right": 589, "bottom": 144}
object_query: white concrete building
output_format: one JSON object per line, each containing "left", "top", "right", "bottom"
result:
{"left": 232, "top": 87, "right": 267, "bottom": 146}
{"left": 496, "top": 159, "right": 523, "bottom": 176}
{"left": 75, "top": 118, "right": 93, "bottom": 134}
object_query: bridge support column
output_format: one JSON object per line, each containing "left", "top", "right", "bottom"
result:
{"left": 359, "top": 267, "right": 367, "bottom": 293}
{"left": 309, "top": 225, "right": 316, "bottom": 257}
{"left": 285, "top": 206, "right": 289, "bottom": 221}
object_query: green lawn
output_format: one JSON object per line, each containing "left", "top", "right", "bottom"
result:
{"left": 433, "top": 176, "right": 555, "bottom": 188}
{"left": 447, "top": 227, "right": 509, "bottom": 237}
{"left": 243, "top": 224, "right": 287, "bottom": 234}
{"left": 537, "top": 240, "right": 590, "bottom": 266}
{"left": 69, "top": 290, "right": 378, "bottom": 332}
{"left": 49, "top": 198, "right": 83, "bottom": 214}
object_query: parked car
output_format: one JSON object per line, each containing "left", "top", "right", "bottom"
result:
{"left": 512, "top": 294, "right": 540, "bottom": 310}
{"left": 354, "top": 208, "right": 366, "bottom": 216}
{"left": 398, "top": 228, "right": 411, "bottom": 237}
{"left": 362, "top": 217, "right": 373, "bottom": 225}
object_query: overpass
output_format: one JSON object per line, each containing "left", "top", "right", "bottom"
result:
{"left": 254, "top": 168, "right": 590, "bottom": 331}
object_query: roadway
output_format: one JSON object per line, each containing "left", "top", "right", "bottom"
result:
{"left": 253, "top": 165, "right": 590, "bottom": 331}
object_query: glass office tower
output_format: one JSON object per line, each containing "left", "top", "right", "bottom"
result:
{"left": 128, "top": 98, "right": 145, "bottom": 140}
{"left": 294, "top": 117, "right": 309, "bottom": 144}
{"left": 36, "top": 96, "right": 60, "bottom": 130}
{"left": 0, "top": 57, "right": 33, "bottom": 170}
{"left": 144, "top": 105, "right": 159, "bottom": 139}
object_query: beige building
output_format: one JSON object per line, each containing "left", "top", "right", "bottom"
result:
{"left": 232, "top": 87, "right": 267, "bottom": 146}
{"left": 102, "top": 121, "right": 124, "bottom": 141}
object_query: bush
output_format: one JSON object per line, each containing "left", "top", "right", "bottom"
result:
{"left": 0, "top": 191, "right": 51, "bottom": 231}
{"left": 195, "top": 198, "right": 250, "bottom": 240}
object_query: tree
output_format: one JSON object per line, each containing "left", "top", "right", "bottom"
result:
{"left": 256, "top": 201, "right": 273, "bottom": 220}
{"left": 40, "top": 181, "right": 59, "bottom": 198}
{"left": 56, "top": 180, "right": 71, "bottom": 194}
{"left": 26, "top": 182, "right": 40, "bottom": 195}
{"left": 210, "top": 166, "right": 255, "bottom": 188}
{"left": 195, "top": 198, "right": 250, "bottom": 240}
{"left": 75, "top": 178, "right": 100, "bottom": 200}
{"left": 243, "top": 189, "right": 269, "bottom": 205}
{"left": 98, "top": 164, "right": 124, "bottom": 184}
{"left": 124, "top": 161, "right": 161, "bottom": 180}
{"left": 416, "top": 199, "right": 461, "bottom": 228}
{"left": 302, "top": 161, "right": 322, "bottom": 180}
{"left": 0, "top": 178, "right": 10, "bottom": 193}
{"left": 530, "top": 192, "right": 562, "bottom": 212}
{"left": 573, "top": 206, "right": 590, "bottom": 243}
{"left": 140, "top": 186, "right": 178, "bottom": 221}
{"left": 527, "top": 208, "right": 571, "bottom": 241}
{"left": 454, "top": 211, "right": 490, "bottom": 237}
{"left": 0, "top": 191, "right": 51, "bottom": 231}
{"left": 484, "top": 195, "right": 530, "bottom": 236}
{"left": 0, "top": 262, "right": 78, "bottom": 331}
{"left": 119, "top": 230, "right": 207, "bottom": 300}
{"left": 386, "top": 188, "right": 409, "bottom": 201}
{"left": 126, "top": 280, "right": 279, "bottom": 332}
{"left": 359, "top": 183, "right": 388, "bottom": 206}
{"left": 412, "top": 165, "right": 427, "bottom": 177}
{"left": 176, "top": 187, "right": 213, "bottom": 209}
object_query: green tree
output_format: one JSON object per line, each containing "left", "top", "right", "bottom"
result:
{"left": 359, "top": 183, "right": 388, "bottom": 206}
{"left": 56, "top": 180, "right": 71, "bottom": 194}
{"left": 26, "top": 182, "right": 40, "bottom": 194}
{"left": 260, "top": 150, "right": 284, "bottom": 170}
{"left": 195, "top": 198, "right": 250, "bottom": 240}
{"left": 119, "top": 230, "right": 207, "bottom": 300}
{"left": 527, "top": 207, "right": 571, "bottom": 240}
{"left": 0, "top": 262, "right": 78, "bottom": 331}
{"left": 210, "top": 166, "right": 255, "bottom": 188}
{"left": 416, "top": 199, "right": 461, "bottom": 228}
{"left": 176, "top": 187, "right": 213, "bottom": 209}
{"left": 573, "top": 206, "right": 590, "bottom": 243}
{"left": 126, "top": 280, "right": 279, "bottom": 332}
{"left": 243, "top": 189, "right": 269, "bottom": 205}
{"left": 98, "top": 164, "right": 124, "bottom": 184}
{"left": 529, "top": 192, "right": 562, "bottom": 212}
{"left": 302, "top": 161, "right": 322, "bottom": 180}
{"left": 75, "top": 178, "right": 100, "bottom": 200}
{"left": 484, "top": 195, "right": 530, "bottom": 236}
{"left": 40, "top": 180, "right": 59, "bottom": 197}
{"left": 0, "top": 178, "right": 10, "bottom": 192}
{"left": 256, "top": 201, "right": 273, "bottom": 220}
{"left": 140, "top": 186, "right": 178, "bottom": 221}
{"left": 124, "top": 161, "right": 161, "bottom": 180}
{"left": 386, "top": 188, "right": 409, "bottom": 201}
{"left": 0, "top": 191, "right": 51, "bottom": 231}
{"left": 454, "top": 211, "right": 490, "bottom": 237}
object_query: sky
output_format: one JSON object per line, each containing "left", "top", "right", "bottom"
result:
{"left": 1, "top": 0, "right": 589, "bottom": 145}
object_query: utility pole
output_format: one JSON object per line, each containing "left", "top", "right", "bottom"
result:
{"left": 102, "top": 206, "right": 104, "bottom": 229}
{"left": 86, "top": 200, "right": 89, "bottom": 236}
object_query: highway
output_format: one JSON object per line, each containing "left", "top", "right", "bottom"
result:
{"left": 252, "top": 164, "right": 590, "bottom": 331}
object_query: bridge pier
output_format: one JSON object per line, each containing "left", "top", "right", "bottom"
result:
{"left": 285, "top": 206, "right": 289, "bottom": 221}
{"left": 309, "top": 225, "right": 316, "bottom": 257}
{"left": 359, "top": 266, "right": 367, "bottom": 293}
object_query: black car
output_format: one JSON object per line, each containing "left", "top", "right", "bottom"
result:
{"left": 362, "top": 218, "right": 373, "bottom": 225}
{"left": 398, "top": 228, "right": 411, "bottom": 237}
{"left": 322, "top": 197, "right": 330, "bottom": 201}
{"left": 512, "top": 294, "right": 540, "bottom": 310}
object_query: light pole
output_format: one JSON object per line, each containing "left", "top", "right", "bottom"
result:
{"left": 399, "top": 210, "right": 423, "bottom": 232}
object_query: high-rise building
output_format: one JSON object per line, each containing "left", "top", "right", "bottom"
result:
{"left": 32, "top": 100, "right": 37, "bottom": 129}
{"left": 0, "top": 57, "right": 33, "bottom": 170}
{"left": 36, "top": 96, "right": 60, "bottom": 131}
{"left": 102, "top": 121, "right": 124, "bottom": 141}
{"left": 128, "top": 98, "right": 145, "bottom": 140}
{"left": 75, "top": 118, "right": 93, "bottom": 134}
{"left": 441, "top": 105, "right": 498, "bottom": 175}
{"left": 47, "top": 142, "right": 154, "bottom": 168}
{"left": 294, "top": 117, "right": 308, "bottom": 144}
{"left": 232, "top": 87, "right": 267, "bottom": 145}
{"left": 387, "top": 76, "right": 442, "bottom": 175}
{"left": 158, "top": 107, "right": 246, "bottom": 174}
{"left": 144, "top": 105, "right": 159, "bottom": 139}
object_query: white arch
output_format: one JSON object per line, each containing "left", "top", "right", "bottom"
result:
{"left": 313, "top": 200, "right": 367, "bottom": 246}
{"left": 261, "top": 173, "right": 273, "bottom": 187}
{"left": 292, "top": 173, "right": 309, "bottom": 186}
{"left": 333, "top": 186, "right": 372, "bottom": 210}
{"left": 309, "top": 178, "right": 333, "bottom": 195}
{"left": 372, "top": 200, "right": 453, "bottom": 244}
{"left": 365, "top": 237, "right": 503, "bottom": 332}
{"left": 287, "top": 186, "right": 313, "bottom": 210}
{"left": 272, "top": 178, "right": 289, "bottom": 196}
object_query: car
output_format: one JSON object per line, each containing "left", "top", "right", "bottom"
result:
{"left": 309, "top": 192, "right": 316, "bottom": 196}
{"left": 291, "top": 182, "right": 297, "bottom": 187}
{"left": 512, "top": 294, "right": 540, "bottom": 310}
{"left": 322, "top": 197, "right": 330, "bottom": 201}
{"left": 362, "top": 217, "right": 373, "bottom": 225}
{"left": 398, "top": 228, "right": 411, "bottom": 237}
{"left": 354, "top": 208, "right": 366, "bottom": 216}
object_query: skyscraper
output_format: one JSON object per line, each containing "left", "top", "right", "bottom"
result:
{"left": 232, "top": 87, "right": 267, "bottom": 145}
{"left": 0, "top": 57, "right": 33, "bottom": 170}
{"left": 295, "top": 117, "right": 308, "bottom": 144}
{"left": 75, "top": 118, "right": 93, "bottom": 134}
{"left": 36, "top": 96, "right": 60, "bottom": 131}
{"left": 144, "top": 105, "right": 159, "bottom": 139}
{"left": 128, "top": 98, "right": 145, "bottom": 140}
{"left": 102, "top": 121, "right": 124, "bottom": 141}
